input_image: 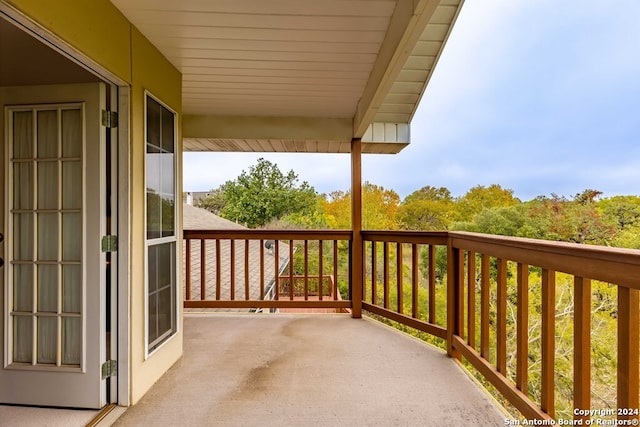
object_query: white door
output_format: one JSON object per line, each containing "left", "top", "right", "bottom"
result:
{"left": 0, "top": 83, "right": 108, "bottom": 408}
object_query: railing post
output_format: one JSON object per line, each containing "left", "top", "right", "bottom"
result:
{"left": 350, "top": 137, "right": 363, "bottom": 318}
{"left": 617, "top": 287, "right": 639, "bottom": 421}
{"left": 447, "top": 236, "right": 462, "bottom": 360}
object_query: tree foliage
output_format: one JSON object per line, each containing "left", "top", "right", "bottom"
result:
{"left": 201, "top": 158, "right": 317, "bottom": 228}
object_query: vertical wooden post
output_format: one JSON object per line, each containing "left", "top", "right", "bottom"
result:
{"left": 573, "top": 277, "right": 591, "bottom": 422}
{"left": 496, "top": 258, "right": 507, "bottom": 375}
{"left": 467, "top": 251, "right": 476, "bottom": 348}
{"left": 617, "top": 287, "right": 639, "bottom": 421}
{"left": 541, "top": 269, "right": 556, "bottom": 418}
{"left": 447, "top": 238, "right": 462, "bottom": 360}
{"left": 350, "top": 138, "right": 363, "bottom": 318}
{"left": 516, "top": 263, "right": 529, "bottom": 394}
{"left": 480, "top": 254, "right": 490, "bottom": 359}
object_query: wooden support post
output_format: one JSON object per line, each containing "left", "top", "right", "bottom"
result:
{"left": 350, "top": 138, "right": 363, "bottom": 318}
{"left": 447, "top": 239, "right": 462, "bottom": 360}
{"left": 573, "top": 277, "right": 591, "bottom": 422}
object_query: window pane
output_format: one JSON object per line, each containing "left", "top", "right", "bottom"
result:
{"left": 13, "top": 315, "right": 33, "bottom": 363}
{"left": 161, "top": 107, "right": 174, "bottom": 153}
{"left": 37, "top": 316, "right": 57, "bottom": 364}
{"left": 13, "top": 111, "right": 33, "bottom": 159}
{"left": 162, "top": 194, "right": 175, "bottom": 237}
{"left": 37, "top": 110, "right": 58, "bottom": 159}
{"left": 62, "top": 265, "right": 82, "bottom": 313}
{"left": 62, "top": 161, "right": 82, "bottom": 209}
{"left": 13, "top": 265, "right": 33, "bottom": 312}
{"left": 146, "top": 191, "right": 161, "bottom": 239}
{"left": 38, "top": 265, "right": 58, "bottom": 312}
{"left": 61, "top": 109, "right": 82, "bottom": 158}
{"left": 148, "top": 293, "right": 158, "bottom": 344}
{"left": 38, "top": 161, "right": 58, "bottom": 209}
{"left": 38, "top": 213, "right": 58, "bottom": 261}
{"left": 62, "top": 317, "right": 81, "bottom": 365}
{"left": 147, "top": 242, "right": 176, "bottom": 349}
{"left": 13, "top": 162, "right": 33, "bottom": 210}
{"left": 13, "top": 213, "right": 34, "bottom": 261}
{"left": 146, "top": 98, "right": 161, "bottom": 148}
{"left": 62, "top": 213, "right": 82, "bottom": 261}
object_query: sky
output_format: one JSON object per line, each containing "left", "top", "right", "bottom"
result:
{"left": 183, "top": 0, "right": 640, "bottom": 202}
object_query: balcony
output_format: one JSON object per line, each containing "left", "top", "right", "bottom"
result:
{"left": 174, "top": 229, "right": 639, "bottom": 424}
{"left": 10, "top": 228, "right": 634, "bottom": 425}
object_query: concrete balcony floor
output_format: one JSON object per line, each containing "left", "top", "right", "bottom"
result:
{"left": 113, "top": 313, "right": 506, "bottom": 427}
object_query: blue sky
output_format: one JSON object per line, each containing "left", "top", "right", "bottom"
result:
{"left": 183, "top": 0, "right": 640, "bottom": 201}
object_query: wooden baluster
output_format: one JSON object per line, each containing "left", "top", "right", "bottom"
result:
{"left": 516, "top": 263, "right": 529, "bottom": 394}
{"left": 230, "top": 239, "right": 235, "bottom": 301}
{"left": 412, "top": 244, "right": 419, "bottom": 319}
{"left": 244, "top": 239, "right": 250, "bottom": 300}
{"left": 428, "top": 245, "right": 436, "bottom": 324}
{"left": 185, "top": 238, "right": 191, "bottom": 301}
{"left": 497, "top": 258, "right": 507, "bottom": 375}
{"left": 617, "top": 287, "right": 639, "bottom": 422}
{"left": 573, "top": 276, "right": 591, "bottom": 422}
{"left": 541, "top": 269, "right": 556, "bottom": 418}
{"left": 215, "top": 240, "right": 221, "bottom": 300}
{"left": 383, "top": 242, "right": 390, "bottom": 309}
{"left": 371, "top": 242, "right": 377, "bottom": 305}
{"left": 397, "top": 242, "right": 403, "bottom": 315}
{"left": 480, "top": 254, "right": 490, "bottom": 359}
{"left": 467, "top": 251, "right": 476, "bottom": 348}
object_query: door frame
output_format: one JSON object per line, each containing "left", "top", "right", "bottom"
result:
{"left": 0, "top": 3, "right": 132, "bottom": 406}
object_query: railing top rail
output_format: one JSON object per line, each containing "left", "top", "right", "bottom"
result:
{"left": 362, "top": 230, "right": 449, "bottom": 244}
{"left": 449, "top": 231, "right": 640, "bottom": 289}
{"left": 184, "top": 229, "right": 352, "bottom": 240}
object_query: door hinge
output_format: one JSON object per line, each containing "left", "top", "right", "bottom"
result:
{"left": 102, "top": 360, "right": 117, "bottom": 379}
{"left": 101, "top": 110, "right": 118, "bottom": 128}
{"left": 101, "top": 235, "right": 118, "bottom": 252}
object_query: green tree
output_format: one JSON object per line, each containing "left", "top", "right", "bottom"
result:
{"left": 196, "top": 188, "right": 227, "bottom": 214}
{"left": 217, "top": 158, "right": 317, "bottom": 228}
{"left": 457, "top": 184, "right": 520, "bottom": 222}
{"left": 397, "top": 186, "right": 456, "bottom": 230}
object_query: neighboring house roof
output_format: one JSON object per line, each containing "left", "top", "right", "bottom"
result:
{"left": 183, "top": 204, "right": 289, "bottom": 311}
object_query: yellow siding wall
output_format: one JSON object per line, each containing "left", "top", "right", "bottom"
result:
{"left": 6, "top": 0, "right": 184, "bottom": 405}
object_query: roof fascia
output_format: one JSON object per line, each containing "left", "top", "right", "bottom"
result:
{"left": 353, "top": 0, "right": 439, "bottom": 137}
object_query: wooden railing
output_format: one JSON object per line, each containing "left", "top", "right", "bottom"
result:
{"left": 184, "top": 228, "right": 639, "bottom": 422}
{"left": 362, "top": 230, "right": 639, "bottom": 423}
{"left": 183, "top": 229, "right": 351, "bottom": 311}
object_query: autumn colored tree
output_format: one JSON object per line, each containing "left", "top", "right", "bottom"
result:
{"left": 456, "top": 184, "right": 520, "bottom": 222}
{"left": 397, "top": 186, "right": 456, "bottom": 230}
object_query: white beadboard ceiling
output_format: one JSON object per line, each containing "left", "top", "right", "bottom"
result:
{"left": 110, "top": 0, "right": 463, "bottom": 153}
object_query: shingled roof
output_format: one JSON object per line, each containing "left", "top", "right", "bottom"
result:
{"left": 183, "top": 204, "right": 289, "bottom": 312}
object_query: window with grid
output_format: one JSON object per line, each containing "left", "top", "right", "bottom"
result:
{"left": 145, "top": 94, "right": 177, "bottom": 353}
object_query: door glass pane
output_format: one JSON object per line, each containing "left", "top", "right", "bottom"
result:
{"left": 62, "top": 317, "right": 81, "bottom": 365}
{"left": 62, "top": 161, "right": 82, "bottom": 209}
{"left": 38, "top": 213, "right": 58, "bottom": 261}
{"left": 13, "top": 265, "right": 33, "bottom": 312}
{"left": 62, "top": 265, "right": 81, "bottom": 313}
{"left": 62, "top": 213, "right": 81, "bottom": 261}
{"left": 38, "top": 265, "right": 58, "bottom": 312}
{"left": 13, "top": 162, "right": 33, "bottom": 210}
{"left": 37, "top": 110, "right": 58, "bottom": 158}
{"left": 13, "top": 316, "right": 33, "bottom": 363}
{"left": 38, "top": 161, "right": 58, "bottom": 209}
{"left": 13, "top": 111, "right": 33, "bottom": 159}
{"left": 61, "top": 109, "right": 82, "bottom": 158}
{"left": 37, "top": 317, "right": 57, "bottom": 364}
{"left": 13, "top": 213, "right": 34, "bottom": 261}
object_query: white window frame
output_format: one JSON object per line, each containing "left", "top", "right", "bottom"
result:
{"left": 143, "top": 91, "right": 179, "bottom": 358}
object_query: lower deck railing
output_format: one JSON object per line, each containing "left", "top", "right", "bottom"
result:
{"left": 184, "top": 228, "right": 639, "bottom": 422}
